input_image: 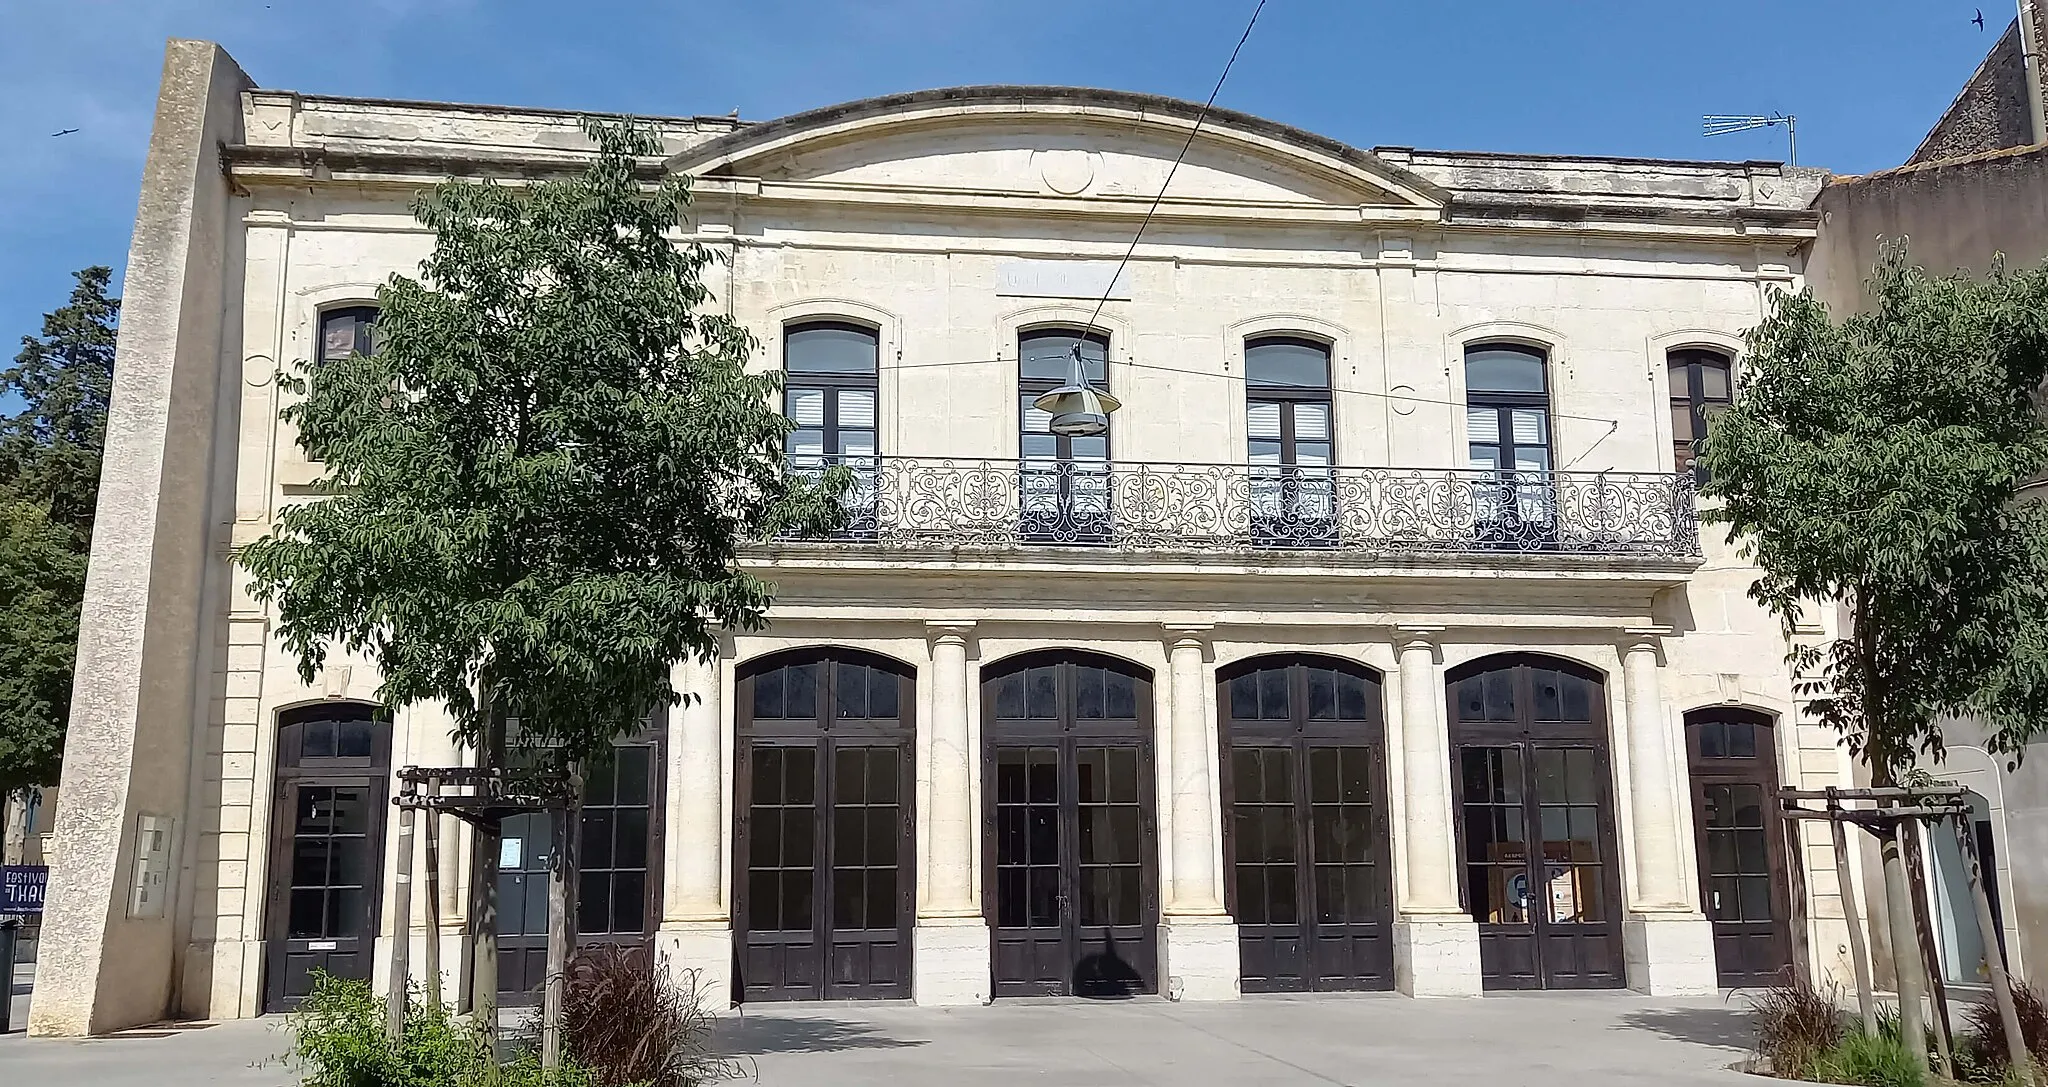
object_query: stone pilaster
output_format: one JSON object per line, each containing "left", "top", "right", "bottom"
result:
{"left": 1391, "top": 628, "right": 1481, "bottom": 996}
{"left": 1618, "top": 628, "right": 1717, "bottom": 996}
{"left": 653, "top": 649, "right": 733, "bottom": 1007}
{"left": 1159, "top": 625, "right": 1238, "bottom": 1001}
{"left": 912, "top": 621, "right": 990, "bottom": 1005}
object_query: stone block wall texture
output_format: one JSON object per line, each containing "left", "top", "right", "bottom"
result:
{"left": 28, "top": 40, "right": 251, "bottom": 1035}
{"left": 1910, "top": 14, "right": 2043, "bottom": 164}
{"left": 1807, "top": 144, "right": 2048, "bottom": 314}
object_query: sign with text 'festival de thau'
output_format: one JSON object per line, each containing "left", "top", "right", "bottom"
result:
{"left": 1, "top": 865, "right": 49, "bottom": 915}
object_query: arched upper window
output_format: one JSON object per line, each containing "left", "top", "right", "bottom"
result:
{"left": 1245, "top": 337, "right": 1333, "bottom": 469}
{"left": 1464, "top": 343, "right": 1551, "bottom": 476}
{"left": 784, "top": 322, "right": 879, "bottom": 467}
{"left": 319, "top": 306, "right": 378, "bottom": 365}
{"left": 1668, "top": 349, "right": 1733, "bottom": 476}
{"left": 1019, "top": 329, "right": 1110, "bottom": 464}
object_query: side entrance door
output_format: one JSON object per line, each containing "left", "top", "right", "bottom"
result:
{"left": 1449, "top": 657, "right": 1626, "bottom": 990}
{"left": 1685, "top": 709, "right": 1794, "bottom": 987}
{"left": 495, "top": 733, "right": 664, "bottom": 1007}
{"left": 263, "top": 704, "right": 392, "bottom": 1013}
{"left": 983, "top": 653, "right": 1159, "bottom": 998}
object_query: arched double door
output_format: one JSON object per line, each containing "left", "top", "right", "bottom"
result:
{"left": 981, "top": 651, "right": 1160, "bottom": 998}
{"left": 1449, "top": 655, "right": 1625, "bottom": 989}
{"left": 734, "top": 649, "right": 916, "bottom": 1002}
{"left": 1219, "top": 655, "right": 1395, "bottom": 992}
{"left": 263, "top": 702, "right": 392, "bottom": 1012}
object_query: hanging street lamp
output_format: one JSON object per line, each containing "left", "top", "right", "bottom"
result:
{"left": 1032, "top": 344, "right": 1121, "bottom": 437}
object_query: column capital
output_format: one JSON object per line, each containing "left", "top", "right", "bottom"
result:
{"left": 1163, "top": 623, "right": 1213, "bottom": 649}
{"left": 1622, "top": 626, "right": 1672, "bottom": 656}
{"left": 1395, "top": 625, "right": 1444, "bottom": 657}
{"left": 924, "top": 619, "right": 976, "bottom": 647}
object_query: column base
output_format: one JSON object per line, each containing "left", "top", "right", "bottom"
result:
{"left": 1623, "top": 913, "right": 1719, "bottom": 996}
{"left": 653, "top": 922, "right": 734, "bottom": 1010}
{"left": 913, "top": 918, "right": 991, "bottom": 1006}
{"left": 1160, "top": 915, "right": 1240, "bottom": 1001}
{"left": 1393, "top": 915, "right": 1483, "bottom": 997}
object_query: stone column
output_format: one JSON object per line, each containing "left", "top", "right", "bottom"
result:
{"left": 1390, "top": 628, "right": 1482, "bottom": 996}
{"left": 653, "top": 649, "right": 733, "bottom": 1007}
{"left": 1617, "top": 627, "right": 1717, "bottom": 995}
{"left": 913, "top": 621, "right": 990, "bottom": 1005}
{"left": 1159, "top": 625, "right": 1238, "bottom": 1001}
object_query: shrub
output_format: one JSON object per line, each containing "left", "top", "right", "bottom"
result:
{"left": 555, "top": 945, "right": 742, "bottom": 1087}
{"left": 1750, "top": 980, "right": 1847, "bottom": 1078}
{"left": 1810, "top": 1032, "right": 1926, "bottom": 1087}
{"left": 1962, "top": 980, "right": 2048, "bottom": 1074}
{"left": 285, "top": 971, "right": 591, "bottom": 1087}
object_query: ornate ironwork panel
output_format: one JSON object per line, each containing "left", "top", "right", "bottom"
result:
{"left": 790, "top": 459, "right": 1699, "bottom": 559}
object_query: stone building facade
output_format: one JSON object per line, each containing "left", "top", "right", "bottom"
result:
{"left": 33, "top": 40, "right": 1866, "bottom": 1034}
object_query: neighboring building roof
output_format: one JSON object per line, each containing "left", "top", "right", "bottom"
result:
{"left": 1908, "top": 13, "right": 2046, "bottom": 164}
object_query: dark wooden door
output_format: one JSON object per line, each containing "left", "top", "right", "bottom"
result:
{"left": 1221, "top": 658, "right": 1393, "bottom": 992}
{"left": 1449, "top": 658, "right": 1625, "bottom": 990}
{"left": 984, "top": 654, "right": 1158, "bottom": 998}
{"left": 1686, "top": 710, "right": 1794, "bottom": 988}
{"left": 734, "top": 652, "right": 915, "bottom": 1002}
{"left": 263, "top": 705, "right": 391, "bottom": 1013}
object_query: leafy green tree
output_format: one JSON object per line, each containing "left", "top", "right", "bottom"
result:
{"left": 238, "top": 118, "right": 843, "bottom": 1040}
{"left": 0, "top": 266, "right": 119, "bottom": 793}
{"left": 1, "top": 266, "right": 120, "bottom": 538}
{"left": 0, "top": 488, "right": 87, "bottom": 793}
{"left": 1701, "top": 241, "right": 2048, "bottom": 1073}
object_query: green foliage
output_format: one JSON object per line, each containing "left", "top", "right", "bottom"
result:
{"left": 0, "top": 267, "right": 117, "bottom": 790}
{"left": 1961, "top": 980, "right": 2048, "bottom": 1074}
{"left": 1751, "top": 980, "right": 1848, "bottom": 1079}
{"left": 239, "top": 119, "right": 845, "bottom": 764}
{"left": 550, "top": 944, "right": 742, "bottom": 1086}
{"left": 1700, "top": 242, "right": 2048, "bottom": 772}
{"left": 1810, "top": 1031, "right": 1927, "bottom": 1087}
{"left": 0, "top": 488, "right": 87, "bottom": 791}
{"left": 1, "top": 266, "right": 119, "bottom": 538}
{"left": 286, "top": 973, "right": 595, "bottom": 1087}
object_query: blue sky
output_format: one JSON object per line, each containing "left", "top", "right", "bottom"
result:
{"left": 0, "top": 0, "right": 2006, "bottom": 361}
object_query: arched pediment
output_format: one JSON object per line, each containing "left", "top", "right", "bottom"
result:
{"left": 667, "top": 86, "right": 1446, "bottom": 220}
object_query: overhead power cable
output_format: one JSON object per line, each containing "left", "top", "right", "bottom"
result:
{"left": 1077, "top": 0, "right": 1270, "bottom": 337}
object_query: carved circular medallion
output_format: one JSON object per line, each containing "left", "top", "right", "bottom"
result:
{"left": 1036, "top": 149, "right": 1096, "bottom": 195}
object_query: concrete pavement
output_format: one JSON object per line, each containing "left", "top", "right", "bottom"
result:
{"left": 0, "top": 991, "right": 1763, "bottom": 1086}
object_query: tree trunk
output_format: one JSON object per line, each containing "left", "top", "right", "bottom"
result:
{"left": 424, "top": 775, "right": 444, "bottom": 1015}
{"left": 388, "top": 780, "right": 416, "bottom": 1043}
{"left": 540, "top": 765, "right": 584, "bottom": 1071}
{"left": 1881, "top": 821, "right": 1930, "bottom": 1073}
{"left": 469, "top": 708, "right": 507, "bottom": 1053}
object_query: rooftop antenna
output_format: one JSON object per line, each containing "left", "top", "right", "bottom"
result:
{"left": 1704, "top": 113, "right": 1798, "bottom": 166}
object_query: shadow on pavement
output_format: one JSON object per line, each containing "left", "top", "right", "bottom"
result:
{"left": 714, "top": 1014, "right": 927, "bottom": 1056}
{"left": 1616, "top": 1004, "right": 1756, "bottom": 1051}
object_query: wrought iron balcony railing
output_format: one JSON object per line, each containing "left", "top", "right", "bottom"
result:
{"left": 783, "top": 457, "right": 1700, "bottom": 560}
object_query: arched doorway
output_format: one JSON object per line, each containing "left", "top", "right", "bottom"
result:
{"left": 263, "top": 702, "right": 392, "bottom": 1012}
{"left": 1448, "top": 655, "right": 1624, "bottom": 990}
{"left": 982, "top": 651, "right": 1159, "bottom": 998}
{"left": 734, "top": 648, "right": 915, "bottom": 1001}
{"left": 1218, "top": 654, "right": 1393, "bottom": 992}
{"left": 1685, "top": 707, "right": 1794, "bottom": 987}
